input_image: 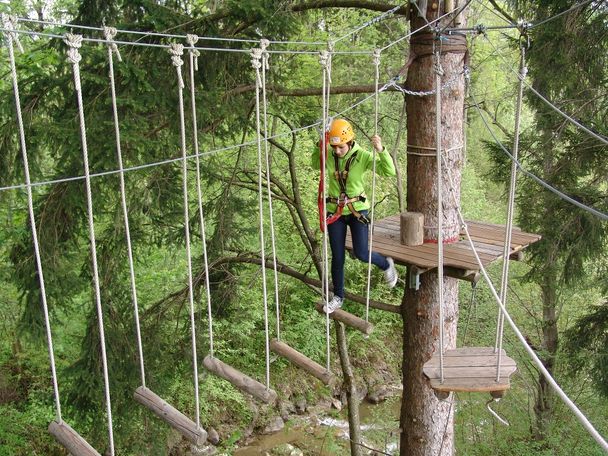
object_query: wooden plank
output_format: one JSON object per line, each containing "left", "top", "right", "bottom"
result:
{"left": 315, "top": 302, "right": 373, "bottom": 335}
{"left": 203, "top": 356, "right": 277, "bottom": 404}
{"left": 133, "top": 387, "right": 207, "bottom": 446}
{"left": 424, "top": 365, "right": 517, "bottom": 378}
{"left": 429, "top": 377, "right": 511, "bottom": 393}
{"left": 270, "top": 339, "right": 333, "bottom": 385}
{"left": 48, "top": 421, "right": 101, "bottom": 456}
{"left": 424, "top": 355, "right": 515, "bottom": 368}
{"left": 444, "top": 347, "right": 507, "bottom": 356}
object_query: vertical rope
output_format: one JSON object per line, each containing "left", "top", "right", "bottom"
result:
{"left": 251, "top": 48, "right": 272, "bottom": 390}
{"left": 4, "top": 17, "right": 63, "bottom": 423}
{"left": 434, "top": 46, "right": 445, "bottom": 384}
{"left": 495, "top": 43, "right": 527, "bottom": 381}
{"left": 168, "top": 42, "right": 201, "bottom": 429}
{"left": 64, "top": 33, "right": 115, "bottom": 455}
{"left": 104, "top": 27, "right": 146, "bottom": 389}
{"left": 259, "top": 39, "right": 282, "bottom": 341}
{"left": 364, "top": 49, "right": 382, "bottom": 323}
{"left": 319, "top": 46, "right": 333, "bottom": 372}
{"left": 186, "top": 34, "right": 215, "bottom": 359}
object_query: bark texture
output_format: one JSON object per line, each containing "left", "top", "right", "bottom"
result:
{"left": 399, "top": 3, "right": 467, "bottom": 455}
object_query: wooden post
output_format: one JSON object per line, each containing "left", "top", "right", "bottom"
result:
{"left": 270, "top": 339, "right": 334, "bottom": 385}
{"left": 48, "top": 421, "right": 101, "bottom": 456}
{"left": 400, "top": 212, "right": 424, "bottom": 246}
{"left": 133, "top": 387, "right": 208, "bottom": 446}
{"left": 314, "top": 302, "right": 373, "bottom": 335}
{"left": 203, "top": 355, "right": 278, "bottom": 404}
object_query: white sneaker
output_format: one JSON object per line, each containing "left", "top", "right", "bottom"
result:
{"left": 384, "top": 257, "right": 398, "bottom": 288}
{"left": 323, "top": 295, "right": 343, "bottom": 314}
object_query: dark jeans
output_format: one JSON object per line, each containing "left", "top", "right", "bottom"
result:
{"left": 327, "top": 210, "right": 389, "bottom": 299}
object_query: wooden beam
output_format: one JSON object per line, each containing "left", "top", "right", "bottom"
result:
{"left": 270, "top": 339, "right": 334, "bottom": 385}
{"left": 133, "top": 387, "right": 207, "bottom": 446}
{"left": 203, "top": 356, "right": 277, "bottom": 404}
{"left": 315, "top": 302, "right": 374, "bottom": 335}
{"left": 48, "top": 421, "right": 101, "bottom": 456}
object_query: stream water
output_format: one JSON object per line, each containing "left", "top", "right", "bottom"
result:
{"left": 233, "top": 395, "right": 401, "bottom": 455}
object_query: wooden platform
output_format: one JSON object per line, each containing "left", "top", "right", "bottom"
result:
{"left": 346, "top": 216, "right": 541, "bottom": 282}
{"left": 423, "top": 347, "right": 517, "bottom": 393}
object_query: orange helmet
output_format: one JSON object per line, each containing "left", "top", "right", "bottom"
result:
{"left": 328, "top": 119, "right": 355, "bottom": 146}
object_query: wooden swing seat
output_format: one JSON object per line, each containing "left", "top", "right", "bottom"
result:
{"left": 423, "top": 347, "right": 517, "bottom": 394}
{"left": 270, "top": 339, "right": 334, "bottom": 385}
{"left": 48, "top": 420, "right": 101, "bottom": 456}
{"left": 315, "top": 302, "right": 373, "bottom": 335}
{"left": 133, "top": 386, "right": 208, "bottom": 445}
{"left": 203, "top": 355, "right": 277, "bottom": 404}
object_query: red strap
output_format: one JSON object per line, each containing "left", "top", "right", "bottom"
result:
{"left": 317, "top": 132, "right": 342, "bottom": 232}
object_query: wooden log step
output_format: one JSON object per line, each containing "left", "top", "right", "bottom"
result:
{"left": 48, "top": 420, "right": 101, "bottom": 456}
{"left": 203, "top": 355, "right": 277, "bottom": 404}
{"left": 314, "top": 302, "right": 373, "bottom": 335}
{"left": 270, "top": 339, "right": 333, "bottom": 385}
{"left": 134, "top": 386, "right": 207, "bottom": 446}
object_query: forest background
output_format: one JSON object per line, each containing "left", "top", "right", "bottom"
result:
{"left": 0, "top": 0, "right": 606, "bottom": 455}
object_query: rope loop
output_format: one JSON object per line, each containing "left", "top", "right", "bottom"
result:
{"left": 318, "top": 50, "right": 330, "bottom": 69}
{"left": 103, "top": 26, "right": 122, "bottom": 62}
{"left": 2, "top": 15, "right": 24, "bottom": 53}
{"left": 250, "top": 47, "right": 263, "bottom": 70}
{"left": 168, "top": 43, "right": 185, "bottom": 88}
{"left": 260, "top": 39, "right": 270, "bottom": 70}
{"left": 186, "top": 34, "right": 200, "bottom": 71}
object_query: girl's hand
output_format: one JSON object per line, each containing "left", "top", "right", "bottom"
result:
{"left": 371, "top": 135, "right": 383, "bottom": 152}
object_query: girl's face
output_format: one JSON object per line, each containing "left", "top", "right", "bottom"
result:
{"left": 332, "top": 143, "right": 350, "bottom": 157}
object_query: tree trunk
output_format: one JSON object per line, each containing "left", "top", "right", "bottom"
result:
{"left": 336, "top": 322, "right": 362, "bottom": 456}
{"left": 534, "top": 263, "right": 559, "bottom": 440}
{"left": 400, "top": 4, "right": 466, "bottom": 455}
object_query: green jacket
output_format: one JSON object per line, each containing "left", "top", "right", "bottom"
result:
{"left": 311, "top": 141, "right": 396, "bottom": 215}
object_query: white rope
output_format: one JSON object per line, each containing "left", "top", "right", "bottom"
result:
{"left": 186, "top": 34, "right": 215, "bottom": 359}
{"left": 3, "top": 15, "right": 63, "bottom": 423}
{"left": 434, "top": 48, "right": 446, "bottom": 384}
{"left": 251, "top": 48, "right": 272, "bottom": 390}
{"left": 441, "top": 155, "right": 608, "bottom": 452}
{"left": 259, "top": 39, "right": 282, "bottom": 341}
{"left": 104, "top": 26, "right": 146, "bottom": 388}
{"left": 64, "top": 32, "right": 115, "bottom": 455}
{"left": 495, "top": 44, "right": 526, "bottom": 381}
{"left": 364, "top": 49, "right": 382, "bottom": 324}
{"left": 169, "top": 42, "right": 201, "bottom": 429}
{"left": 319, "top": 46, "right": 333, "bottom": 372}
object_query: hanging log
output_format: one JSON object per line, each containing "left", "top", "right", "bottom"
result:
{"left": 48, "top": 421, "right": 101, "bottom": 456}
{"left": 203, "top": 355, "right": 277, "bottom": 404}
{"left": 315, "top": 302, "right": 373, "bottom": 335}
{"left": 270, "top": 339, "right": 333, "bottom": 385}
{"left": 133, "top": 387, "right": 208, "bottom": 446}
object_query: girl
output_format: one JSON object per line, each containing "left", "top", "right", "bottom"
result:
{"left": 312, "top": 118, "right": 398, "bottom": 313}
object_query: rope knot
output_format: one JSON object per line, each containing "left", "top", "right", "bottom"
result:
{"left": 250, "top": 47, "right": 263, "bottom": 70}
{"left": 259, "top": 39, "right": 270, "bottom": 70}
{"left": 318, "top": 50, "right": 330, "bottom": 69}
{"left": 186, "top": 34, "right": 200, "bottom": 71}
{"left": 434, "top": 60, "right": 444, "bottom": 77}
{"left": 1, "top": 15, "right": 25, "bottom": 53}
{"left": 169, "top": 43, "right": 185, "bottom": 88}
{"left": 64, "top": 33, "right": 83, "bottom": 65}
{"left": 474, "top": 24, "right": 487, "bottom": 35}
{"left": 103, "top": 26, "right": 122, "bottom": 62}
{"left": 372, "top": 48, "right": 381, "bottom": 67}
